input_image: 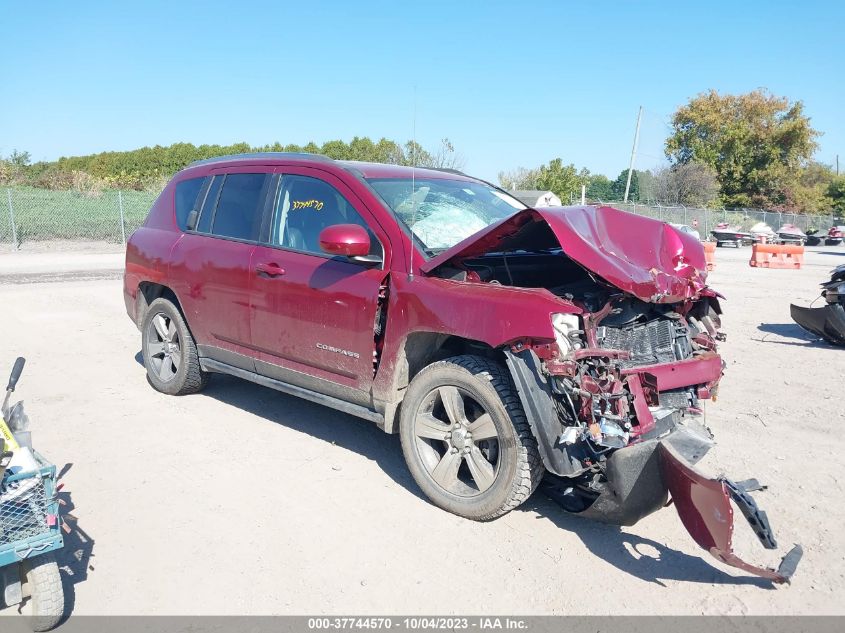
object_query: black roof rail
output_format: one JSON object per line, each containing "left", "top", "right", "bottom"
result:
{"left": 427, "top": 167, "right": 468, "bottom": 176}
{"left": 336, "top": 160, "right": 469, "bottom": 177}
{"left": 187, "top": 152, "right": 335, "bottom": 168}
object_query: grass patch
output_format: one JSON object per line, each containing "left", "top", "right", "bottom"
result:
{"left": 0, "top": 186, "right": 158, "bottom": 244}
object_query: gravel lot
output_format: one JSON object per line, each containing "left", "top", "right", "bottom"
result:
{"left": 1, "top": 244, "right": 844, "bottom": 618}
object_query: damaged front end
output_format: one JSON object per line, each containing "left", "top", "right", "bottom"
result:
{"left": 424, "top": 205, "right": 802, "bottom": 583}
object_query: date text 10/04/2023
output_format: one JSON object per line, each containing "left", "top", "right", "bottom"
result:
{"left": 307, "top": 617, "right": 528, "bottom": 630}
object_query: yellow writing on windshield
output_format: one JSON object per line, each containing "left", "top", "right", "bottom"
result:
{"left": 292, "top": 199, "right": 324, "bottom": 211}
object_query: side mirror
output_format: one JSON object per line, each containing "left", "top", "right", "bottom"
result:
{"left": 7, "top": 357, "right": 25, "bottom": 392}
{"left": 319, "top": 224, "right": 372, "bottom": 259}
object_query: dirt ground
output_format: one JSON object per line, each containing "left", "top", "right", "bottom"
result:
{"left": 0, "top": 244, "right": 843, "bottom": 617}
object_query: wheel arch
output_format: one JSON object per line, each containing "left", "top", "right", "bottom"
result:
{"left": 136, "top": 282, "right": 186, "bottom": 329}
{"left": 397, "top": 352, "right": 544, "bottom": 520}
{"left": 380, "top": 331, "right": 507, "bottom": 433}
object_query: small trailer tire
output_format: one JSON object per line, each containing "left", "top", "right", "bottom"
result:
{"left": 22, "top": 552, "right": 64, "bottom": 631}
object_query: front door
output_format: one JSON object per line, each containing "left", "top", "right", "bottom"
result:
{"left": 249, "top": 168, "right": 388, "bottom": 403}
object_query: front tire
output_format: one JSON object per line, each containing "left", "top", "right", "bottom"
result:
{"left": 399, "top": 355, "right": 543, "bottom": 521}
{"left": 141, "top": 298, "right": 208, "bottom": 395}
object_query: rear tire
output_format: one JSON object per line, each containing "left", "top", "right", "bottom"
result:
{"left": 22, "top": 553, "right": 64, "bottom": 631}
{"left": 399, "top": 355, "right": 543, "bottom": 521}
{"left": 141, "top": 298, "right": 208, "bottom": 395}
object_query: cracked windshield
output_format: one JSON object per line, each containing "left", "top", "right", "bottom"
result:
{"left": 367, "top": 177, "right": 526, "bottom": 256}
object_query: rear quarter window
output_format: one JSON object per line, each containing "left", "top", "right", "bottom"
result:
{"left": 196, "top": 176, "right": 223, "bottom": 234}
{"left": 174, "top": 177, "right": 205, "bottom": 231}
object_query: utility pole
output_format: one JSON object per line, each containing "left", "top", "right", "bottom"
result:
{"left": 624, "top": 106, "right": 643, "bottom": 203}
{"left": 837, "top": 154, "right": 839, "bottom": 176}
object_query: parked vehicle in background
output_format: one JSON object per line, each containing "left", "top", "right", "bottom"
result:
{"left": 805, "top": 229, "right": 823, "bottom": 246}
{"left": 123, "top": 153, "right": 800, "bottom": 582}
{"left": 750, "top": 221, "right": 778, "bottom": 243}
{"left": 826, "top": 226, "right": 844, "bottom": 246}
{"left": 805, "top": 226, "right": 842, "bottom": 247}
{"left": 776, "top": 223, "right": 807, "bottom": 245}
{"left": 711, "top": 222, "right": 752, "bottom": 247}
{"left": 670, "top": 223, "right": 701, "bottom": 241}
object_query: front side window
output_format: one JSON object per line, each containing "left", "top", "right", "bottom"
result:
{"left": 270, "top": 175, "right": 382, "bottom": 259}
{"left": 209, "top": 173, "right": 269, "bottom": 241}
{"left": 366, "top": 178, "right": 525, "bottom": 256}
{"left": 174, "top": 177, "right": 205, "bottom": 231}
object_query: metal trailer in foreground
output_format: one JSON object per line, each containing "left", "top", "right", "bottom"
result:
{"left": 1, "top": 358, "right": 65, "bottom": 631}
{"left": 0, "top": 451, "right": 64, "bottom": 631}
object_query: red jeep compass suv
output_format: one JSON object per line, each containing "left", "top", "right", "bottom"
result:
{"left": 124, "top": 153, "right": 799, "bottom": 581}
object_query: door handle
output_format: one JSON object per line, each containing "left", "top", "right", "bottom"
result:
{"left": 255, "top": 262, "right": 286, "bottom": 277}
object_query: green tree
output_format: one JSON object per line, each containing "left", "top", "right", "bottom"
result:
{"left": 399, "top": 140, "right": 433, "bottom": 167}
{"left": 586, "top": 174, "right": 613, "bottom": 201}
{"left": 651, "top": 162, "right": 719, "bottom": 206}
{"left": 498, "top": 167, "right": 539, "bottom": 191}
{"left": 48, "top": 137, "right": 460, "bottom": 190}
{"left": 826, "top": 175, "right": 845, "bottom": 214}
{"left": 611, "top": 169, "right": 643, "bottom": 201}
{"left": 8, "top": 149, "right": 31, "bottom": 168}
{"left": 0, "top": 150, "right": 33, "bottom": 185}
{"left": 665, "top": 89, "right": 820, "bottom": 209}
{"left": 535, "top": 159, "right": 582, "bottom": 203}
{"left": 785, "top": 161, "right": 835, "bottom": 214}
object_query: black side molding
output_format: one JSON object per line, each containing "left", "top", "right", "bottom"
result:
{"left": 200, "top": 358, "right": 384, "bottom": 425}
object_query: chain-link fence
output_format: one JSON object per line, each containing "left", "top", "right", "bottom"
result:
{"left": 1, "top": 186, "right": 158, "bottom": 249}
{"left": 1, "top": 186, "right": 840, "bottom": 251}
{"left": 606, "top": 202, "right": 837, "bottom": 238}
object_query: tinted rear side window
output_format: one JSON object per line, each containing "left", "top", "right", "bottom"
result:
{"left": 210, "top": 173, "right": 269, "bottom": 241}
{"left": 196, "top": 176, "right": 223, "bottom": 234}
{"left": 174, "top": 177, "right": 205, "bottom": 231}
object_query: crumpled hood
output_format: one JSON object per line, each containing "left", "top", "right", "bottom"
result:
{"left": 420, "top": 205, "right": 709, "bottom": 304}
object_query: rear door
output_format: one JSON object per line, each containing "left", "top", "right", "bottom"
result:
{"left": 249, "top": 167, "right": 389, "bottom": 404}
{"left": 169, "top": 167, "right": 274, "bottom": 370}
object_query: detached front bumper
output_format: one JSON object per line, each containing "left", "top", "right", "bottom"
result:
{"left": 543, "top": 435, "right": 802, "bottom": 584}
{"left": 661, "top": 443, "right": 802, "bottom": 583}
{"left": 791, "top": 303, "right": 845, "bottom": 346}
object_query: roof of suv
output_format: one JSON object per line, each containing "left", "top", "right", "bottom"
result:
{"left": 188, "top": 152, "right": 334, "bottom": 167}
{"left": 186, "top": 152, "right": 477, "bottom": 182}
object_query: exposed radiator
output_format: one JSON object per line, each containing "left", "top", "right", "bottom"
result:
{"left": 597, "top": 318, "right": 692, "bottom": 368}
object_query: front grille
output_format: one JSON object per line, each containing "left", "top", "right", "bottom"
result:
{"left": 598, "top": 318, "right": 691, "bottom": 368}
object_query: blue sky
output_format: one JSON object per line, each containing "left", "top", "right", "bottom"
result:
{"left": 2, "top": 0, "right": 842, "bottom": 181}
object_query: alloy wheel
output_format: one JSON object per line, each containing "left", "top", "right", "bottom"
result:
{"left": 412, "top": 385, "right": 501, "bottom": 497}
{"left": 146, "top": 313, "right": 181, "bottom": 382}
